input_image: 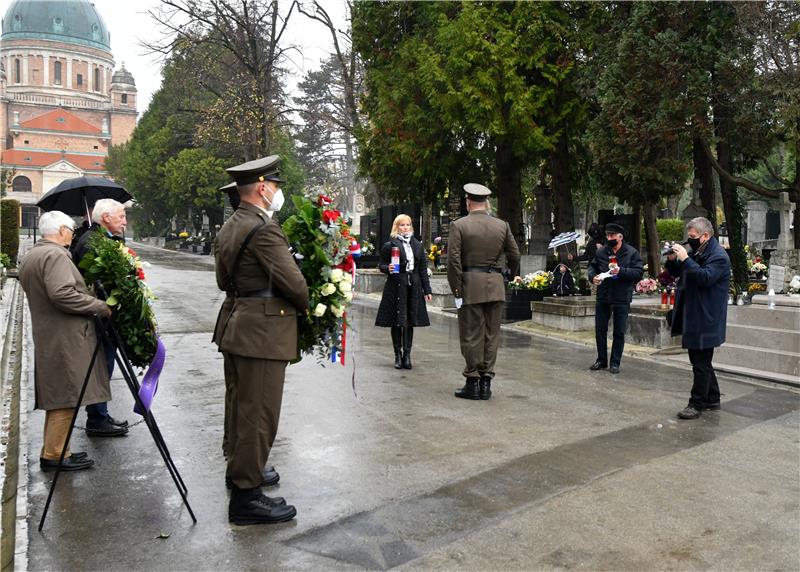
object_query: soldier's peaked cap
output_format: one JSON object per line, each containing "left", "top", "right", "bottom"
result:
{"left": 226, "top": 155, "right": 285, "bottom": 185}
{"left": 219, "top": 181, "right": 241, "bottom": 210}
{"left": 463, "top": 183, "right": 491, "bottom": 200}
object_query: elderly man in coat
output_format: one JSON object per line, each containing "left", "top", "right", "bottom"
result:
{"left": 665, "top": 216, "right": 731, "bottom": 420}
{"left": 19, "top": 211, "right": 112, "bottom": 471}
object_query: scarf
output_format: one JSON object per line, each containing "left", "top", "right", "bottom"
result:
{"left": 398, "top": 234, "right": 414, "bottom": 272}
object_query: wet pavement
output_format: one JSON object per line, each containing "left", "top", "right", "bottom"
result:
{"left": 24, "top": 244, "right": 800, "bottom": 571}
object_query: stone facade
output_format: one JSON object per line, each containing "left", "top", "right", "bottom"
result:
{"left": 0, "top": 0, "right": 138, "bottom": 216}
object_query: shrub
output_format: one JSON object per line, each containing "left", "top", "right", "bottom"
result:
{"left": 1, "top": 199, "right": 20, "bottom": 265}
{"left": 641, "top": 218, "right": 684, "bottom": 244}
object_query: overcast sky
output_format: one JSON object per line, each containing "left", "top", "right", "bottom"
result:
{"left": 0, "top": 0, "right": 348, "bottom": 114}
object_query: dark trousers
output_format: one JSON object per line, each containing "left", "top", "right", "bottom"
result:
{"left": 687, "top": 348, "right": 720, "bottom": 408}
{"left": 86, "top": 337, "right": 116, "bottom": 422}
{"left": 222, "top": 352, "right": 287, "bottom": 489}
{"left": 595, "top": 302, "right": 630, "bottom": 367}
{"left": 458, "top": 301, "right": 504, "bottom": 379}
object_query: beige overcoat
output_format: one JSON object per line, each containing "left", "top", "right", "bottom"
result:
{"left": 212, "top": 203, "right": 309, "bottom": 360}
{"left": 18, "top": 239, "right": 111, "bottom": 410}
{"left": 447, "top": 210, "right": 521, "bottom": 304}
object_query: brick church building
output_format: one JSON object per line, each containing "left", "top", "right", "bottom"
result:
{"left": 0, "top": 0, "right": 137, "bottom": 226}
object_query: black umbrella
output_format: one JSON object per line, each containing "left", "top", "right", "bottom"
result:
{"left": 36, "top": 176, "right": 133, "bottom": 218}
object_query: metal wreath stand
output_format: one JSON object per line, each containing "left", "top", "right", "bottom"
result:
{"left": 39, "top": 285, "right": 196, "bottom": 530}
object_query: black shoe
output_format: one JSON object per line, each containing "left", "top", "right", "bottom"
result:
{"left": 106, "top": 416, "right": 129, "bottom": 428}
{"left": 402, "top": 354, "right": 412, "bottom": 369}
{"left": 86, "top": 418, "right": 129, "bottom": 437}
{"left": 609, "top": 365, "right": 620, "bottom": 374}
{"left": 40, "top": 454, "right": 94, "bottom": 472}
{"left": 226, "top": 465, "right": 280, "bottom": 489}
{"left": 703, "top": 402, "right": 721, "bottom": 411}
{"left": 394, "top": 352, "right": 403, "bottom": 369}
{"left": 589, "top": 360, "right": 607, "bottom": 371}
{"left": 70, "top": 451, "right": 89, "bottom": 460}
{"left": 479, "top": 376, "right": 492, "bottom": 400}
{"left": 677, "top": 405, "right": 702, "bottom": 420}
{"left": 455, "top": 378, "right": 481, "bottom": 400}
{"left": 229, "top": 488, "right": 297, "bottom": 525}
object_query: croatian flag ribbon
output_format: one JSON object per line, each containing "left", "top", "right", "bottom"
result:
{"left": 134, "top": 335, "right": 166, "bottom": 415}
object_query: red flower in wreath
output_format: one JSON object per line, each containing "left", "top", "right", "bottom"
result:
{"left": 337, "top": 254, "right": 355, "bottom": 274}
{"left": 318, "top": 195, "right": 333, "bottom": 206}
{"left": 137, "top": 268, "right": 146, "bottom": 280}
{"left": 322, "top": 209, "right": 342, "bottom": 224}
{"left": 128, "top": 247, "right": 138, "bottom": 257}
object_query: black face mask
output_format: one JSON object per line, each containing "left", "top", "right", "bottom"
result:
{"left": 607, "top": 239, "right": 618, "bottom": 248}
{"left": 687, "top": 237, "right": 702, "bottom": 251}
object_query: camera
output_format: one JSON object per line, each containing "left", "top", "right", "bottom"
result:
{"left": 662, "top": 241, "right": 688, "bottom": 256}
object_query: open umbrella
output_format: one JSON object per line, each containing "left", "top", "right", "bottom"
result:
{"left": 548, "top": 231, "right": 581, "bottom": 250}
{"left": 37, "top": 176, "right": 133, "bottom": 218}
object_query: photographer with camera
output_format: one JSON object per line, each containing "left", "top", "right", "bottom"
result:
{"left": 664, "top": 217, "right": 731, "bottom": 420}
{"left": 587, "top": 223, "right": 644, "bottom": 374}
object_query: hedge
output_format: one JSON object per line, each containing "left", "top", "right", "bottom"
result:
{"left": 641, "top": 218, "right": 684, "bottom": 245}
{"left": 1, "top": 199, "right": 20, "bottom": 265}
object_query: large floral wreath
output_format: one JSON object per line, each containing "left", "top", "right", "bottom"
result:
{"left": 282, "top": 193, "right": 357, "bottom": 364}
{"left": 78, "top": 231, "right": 158, "bottom": 368}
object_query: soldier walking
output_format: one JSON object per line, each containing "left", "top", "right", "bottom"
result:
{"left": 447, "top": 184, "right": 520, "bottom": 400}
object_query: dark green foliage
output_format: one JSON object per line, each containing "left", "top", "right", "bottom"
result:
{"left": 1, "top": 199, "right": 20, "bottom": 264}
{"left": 640, "top": 219, "right": 684, "bottom": 243}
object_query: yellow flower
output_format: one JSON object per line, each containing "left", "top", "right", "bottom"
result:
{"left": 320, "top": 283, "right": 337, "bottom": 296}
{"left": 313, "top": 303, "right": 327, "bottom": 317}
{"left": 330, "top": 268, "right": 344, "bottom": 283}
{"left": 338, "top": 281, "right": 352, "bottom": 293}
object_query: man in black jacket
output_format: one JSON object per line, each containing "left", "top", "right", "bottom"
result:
{"left": 587, "top": 223, "right": 644, "bottom": 374}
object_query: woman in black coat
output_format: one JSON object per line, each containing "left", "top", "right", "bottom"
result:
{"left": 375, "top": 215, "right": 432, "bottom": 369}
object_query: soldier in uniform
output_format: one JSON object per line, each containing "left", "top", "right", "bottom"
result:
{"left": 212, "top": 155, "right": 309, "bottom": 525}
{"left": 447, "top": 183, "right": 520, "bottom": 400}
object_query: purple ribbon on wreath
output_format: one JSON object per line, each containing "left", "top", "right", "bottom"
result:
{"left": 133, "top": 335, "right": 166, "bottom": 416}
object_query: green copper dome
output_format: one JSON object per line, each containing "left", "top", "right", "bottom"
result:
{"left": 2, "top": 0, "right": 111, "bottom": 52}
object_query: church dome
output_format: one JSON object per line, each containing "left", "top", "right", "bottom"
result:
{"left": 1, "top": 0, "right": 111, "bottom": 52}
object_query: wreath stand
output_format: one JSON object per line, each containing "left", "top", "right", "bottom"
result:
{"left": 38, "top": 314, "right": 196, "bottom": 530}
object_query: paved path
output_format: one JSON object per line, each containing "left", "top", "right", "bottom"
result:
{"left": 24, "top": 243, "right": 800, "bottom": 570}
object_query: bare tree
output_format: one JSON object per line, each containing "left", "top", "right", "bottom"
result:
{"left": 146, "top": 0, "right": 299, "bottom": 158}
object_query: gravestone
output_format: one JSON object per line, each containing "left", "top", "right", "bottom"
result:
{"left": 767, "top": 265, "right": 786, "bottom": 293}
{"left": 746, "top": 200, "right": 768, "bottom": 243}
{"left": 777, "top": 192, "right": 794, "bottom": 250}
{"left": 525, "top": 185, "right": 551, "bottom": 271}
{"left": 681, "top": 179, "right": 709, "bottom": 240}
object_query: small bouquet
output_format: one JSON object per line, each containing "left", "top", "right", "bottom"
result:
{"left": 750, "top": 261, "right": 767, "bottom": 275}
{"left": 79, "top": 233, "right": 157, "bottom": 368}
{"left": 788, "top": 275, "right": 800, "bottom": 296}
{"left": 508, "top": 271, "right": 553, "bottom": 290}
{"left": 282, "top": 192, "right": 357, "bottom": 364}
{"left": 635, "top": 278, "right": 659, "bottom": 295}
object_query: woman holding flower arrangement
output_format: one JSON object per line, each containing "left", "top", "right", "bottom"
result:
{"left": 375, "top": 215, "right": 432, "bottom": 369}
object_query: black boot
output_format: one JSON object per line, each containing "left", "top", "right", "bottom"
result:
{"left": 402, "top": 326, "right": 413, "bottom": 369}
{"left": 455, "top": 378, "right": 481, "bottom": 400}
{"left": 391, "top": 327, "right": 403, "bottom": 369}
{"left": 479, "top": 376, "right": 492, "bottom": 400}
{"left": 228, "top": 486, "right": 297, "bottom": 525}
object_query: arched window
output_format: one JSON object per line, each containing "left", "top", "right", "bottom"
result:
{"left": 14, "top": 58, "right": 20, "bottom": 83}
{"left": 54, "top": 60, "right": 62, "bottom": 85}
{"left": 93, "top": 67, "right": 100, "bottom": 91}
{"left": 12, "top": 176, "right": 32, "bottom": 193}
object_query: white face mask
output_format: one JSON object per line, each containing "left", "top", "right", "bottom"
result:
{"left": 265, "top": 188, "right": 285, "bottom": 212}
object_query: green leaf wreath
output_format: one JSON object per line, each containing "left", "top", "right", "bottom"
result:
{"left": 282, "top": 193, "right": 355, "bottom": 363}
{"left": 78, "top": 230, "right": 158, "bottom": 368}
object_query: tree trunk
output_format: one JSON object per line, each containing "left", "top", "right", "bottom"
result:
{"left": 421, "top": 202, "right": 432, "bottom": 249}
{"left": 692, "top": 136, "right": 716, "bottom": 231}
{"left": 643, "top": 201, "right": 660, "bottom": 280}
{"left": 713, "top": 98, "right": 748, "bottom": 287}
{"left": 795, "top": 120, "right": 800, "bottom": 249}
{"left": 550, "top": 129, "right": 576, "bottom": 258}
{"left": 494, "top": 144, "right": 525, "bottom": 249}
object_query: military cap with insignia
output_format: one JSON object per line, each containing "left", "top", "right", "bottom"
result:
{"left": 226, "top": 155, "right": 285, "bottom": 186}
{"left": 605, "top": 222, "right": 626, "bottom": 235}
{"left": 219, "top": 181, "right": 241, "bottom": 210}
{"left": 463, "top": 183, "right": 492, "bottom": 202}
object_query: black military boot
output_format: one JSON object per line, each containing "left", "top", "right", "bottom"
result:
{"left": 402, "top": 326, "right": 414, "bottom": 369}
{"left": 455, "top": 378, "right": 481, "bottom": 400}
{"left": 391, "top": 327, "right": 403, "bottom": 369}
{"left": 479, "top": 376, "right": 492, "bottom": 400}
{"left": 228, "top": 486, "right": 297, "bottom": 526}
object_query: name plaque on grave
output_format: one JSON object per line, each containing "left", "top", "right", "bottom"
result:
{"left": 767, "top": 265, "right": 786, "bottom": 293}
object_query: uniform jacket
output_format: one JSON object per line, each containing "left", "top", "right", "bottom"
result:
{"left": 18, "top": 239, "right": 111, "bottom": 410}
{"left": 587, "top": 242, "right": 644, "bottom": 304}
{"left": 447, "top": 210, "right": 521, "bottom": 304}
{"left": 665, "top": 236, "right": 730, "bottom": 349}
{"left": 374, "top": 236, "right": 432, "bottom": 328}
{"left": 213, "top": 202, "right": 309, "bottom": 360}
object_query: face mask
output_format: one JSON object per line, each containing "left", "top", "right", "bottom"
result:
{"left": 266, "top": 189, "right": 285, "bottom": 212}
{"left": 687, "top": 237, "right": 702, "bottom": 251}
{"left": 607, "top": 239, "right": 618, "bottom": 248}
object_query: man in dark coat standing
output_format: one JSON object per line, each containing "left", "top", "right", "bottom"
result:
{"left": 447, "top": 183, "right": 520, "bottom": 400}
{"left": 213, "top": 155, "right": 309, "bottom": 525}
{"left": 587, "top": 223, "right": 644, "bottom": 374}
{"left": 665, "top": 217, "right": 731, "bottom": 420}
